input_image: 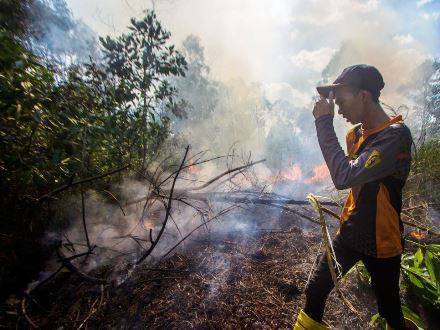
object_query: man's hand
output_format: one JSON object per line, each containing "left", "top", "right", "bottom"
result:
{"left": 313, "top": 91, "right": 334, "bottom": 119}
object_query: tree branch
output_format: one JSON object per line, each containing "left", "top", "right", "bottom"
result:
{"left": 136, "top": 146, "right": 189, "bottom": 264}
{"left": 37, "top": 164, "right": 130, "bottom": 202}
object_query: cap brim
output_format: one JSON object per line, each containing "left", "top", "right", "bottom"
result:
{"left": 316, "top": 83, "right": 345, "bottom": 98}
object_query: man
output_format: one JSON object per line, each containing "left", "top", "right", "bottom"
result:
{"left": 293, "top": 65, "right": 416, "bottom": 330}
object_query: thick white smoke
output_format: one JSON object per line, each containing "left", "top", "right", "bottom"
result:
{"left": 50, "top": 0, "right": 440, "bottom": 277}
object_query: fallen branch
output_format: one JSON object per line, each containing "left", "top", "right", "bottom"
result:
{"left": 81, "top": 188, "right": 91, "bottom": 253}
{"left": 187, "top": 159, "right": 266, "bottom": 191}
{"left": 136, "top": 146, "right": 190, "bottom": 265}
{"left": 160, "top": 205, "right": 238, "bottom": 261}
{"left": 173, "top": 192, "right": 339, "bottom": 206}
{"left": 21, "top": 296, "right": 38, "bottom": 329}
{"left": 127, "top": 191, "right": 339, "bottom": 208}
{"left": 37, "top": 164, "right": 130, "bottom": 202}
{"left": 29, "top": 265, "right": 64, "bottom": 295}
{"left": 56, "top": 243, "right": 106, "bottom": 284}
{"left": 76, "top": 284, "right": 104, "bottom": 330}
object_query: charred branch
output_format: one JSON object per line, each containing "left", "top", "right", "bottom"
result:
{"left": 136, "top": 146, "right": 190, "bottom": 265}
{"left": 56, "top": 243, "right": 106, "bottom": 284}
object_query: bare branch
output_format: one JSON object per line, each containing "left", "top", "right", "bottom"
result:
{"left": 56, "top": 244, "right": 106, "bottom": 284}
{"left": 187, "top": 159, "right": 266, "bottom": 191}
{"left": 37, "top": 164, "right": 130, "bottom": 202}
{"left": 136, "top": 146, "right": 190, "bottom": 264}
{"left": 160, "top": 205, "right": 238, "bottom": 260}
{"left": 103, "top": 190, "right": 126, "bottom": 216}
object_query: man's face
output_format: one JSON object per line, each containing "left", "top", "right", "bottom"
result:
{"left": 334, "top": 86, "right": 363, "bottom": 125}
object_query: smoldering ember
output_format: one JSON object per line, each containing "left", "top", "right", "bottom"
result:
{"left": 1, "top": 1, "right": 440, "bottom": 329}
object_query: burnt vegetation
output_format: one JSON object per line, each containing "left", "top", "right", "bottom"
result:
{"left": 1, "top": 1, "right": 440, "bottom": 329}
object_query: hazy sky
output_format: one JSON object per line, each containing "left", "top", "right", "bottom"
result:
{"left": 66, "top": 0, "right": 440, "bottom": 107}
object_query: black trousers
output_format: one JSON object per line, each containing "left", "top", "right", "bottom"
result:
{"left": 304, "top": 235, "right": 405, "bottom": 329}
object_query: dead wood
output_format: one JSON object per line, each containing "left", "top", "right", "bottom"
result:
{"left": 156, "top": 155, "right": 226, "bottom": 189}
{"left": 103, "top": 189, "right": 126, "bottom": 216}
{"left": 21, "top": 296, "right": 38, "bottom": 329}
{"left": 76, "top": 284, "right": 104, "bottom": 330}
{"left": 56, "top": 243, "right": 106, "bottom": 284}
{"left": 136, "top": 146, "right": 190, "bottom": 265}
{"left": 187, "top": 159, "right": 266, "bottom": 191}
{"left": 160, "top": 205, "right": 238, "bottom": 260}
{"left": 36, "top": 164, "right": 130, "bottom": 202}
{"left": 168, "top": 192, "right": 339, "bottom": 206}
{"left": 80, "top": 188, "right": 91, "bottom": 253}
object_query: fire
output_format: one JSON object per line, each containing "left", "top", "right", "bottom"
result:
{"left": 283, "top": 164, "right": 303, "bottom": 181}
{"left": 304, "top": 163, "right": 330, "bottom": 184}
{"left": 187, "top": 159, "right": 201, "bottom": 175}
{"left": 270, "top": 164, "right": 303, "bottom": 183}
{"left": 410, "top": 230, "right": 426, "bottom": 241}
{"left": 269, "top": 162, "right": 329, "bottom": 184}
{"left": 143, "top": 219, "right": 154, "bottom": 231}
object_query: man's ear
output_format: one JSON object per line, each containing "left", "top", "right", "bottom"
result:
{"left": 360, "top": 90, "right": 371, "bottom": 103}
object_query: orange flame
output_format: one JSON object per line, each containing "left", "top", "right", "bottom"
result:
{"left": 143, "top": 219, "right": 154, "bottom": 231}
{"left": 304, "top": 163, "right": 330, "bottom": 184}
{"left": 270, "top": 164, "right": 303, "bottom": 183}
{"left": 187, "top": 159, "right": 201, "bottom": 175}
{"left": 269, "top": 162, "right": 330, "bottom": 184}
{"left": 410, "top": 230, "right": 426, "bottom": 241}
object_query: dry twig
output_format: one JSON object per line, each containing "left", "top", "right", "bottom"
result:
{"left": 136, "top": 146, "right": 190, "bottom": 264}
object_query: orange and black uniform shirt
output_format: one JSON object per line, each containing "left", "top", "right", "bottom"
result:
{"left": 315, "top": 114, "right": 413, "bottom": 258}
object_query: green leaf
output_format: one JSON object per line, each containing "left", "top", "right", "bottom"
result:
{"left": 401, "top": 305, "right": 427, "bottom": 329}
{"left": 369, "top": 313, "right": 386, "bottom": 329}
{"left": 414, "top": 248, "right": 423, "bottom": 268}
{"left": 427, "top": 244, "right": 440, "bottom": 254}
{"left": 425, "top": 251, "right": 436, "bottom": 283}
{"left": 408, "top": 273, "right": 424, "bottom": 289}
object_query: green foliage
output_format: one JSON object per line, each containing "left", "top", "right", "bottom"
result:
{"left": 0, "top": 32, "right": 58, "bottom": 194}
{"left": 401, "top": 305, "right": 427, "bottom": 329}
{"left": 0, "top": 6, "right": 190, "bottom": 300}
{"left": 0, "top": 9, "right": 188, "bottom": 199}
{"left": 401, "top": 244, "right": 440, "bottom": 310}
{"left": 370, "top": 305, "right": 427, "bottom": 329}
{"left": 0, "top": 38, "right": 104, "bottom": 196}
{"left": 98, "top": 10, "right": 187, "bottom": 169}
{"left": 354, "top": 261, "right": 371, "bottom": 287}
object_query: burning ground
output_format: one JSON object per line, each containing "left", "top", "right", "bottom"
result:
{"left": 2, "top": 151, "right": 438, "bottom": 329}
{"left": 13, "top": 207, "right": 382, "bottom": 329}
{"left": 6, "top": 197, "right": 438, "bottom": 329}
{"left": 1, "top": 147, "right": 438, "bottom": 329}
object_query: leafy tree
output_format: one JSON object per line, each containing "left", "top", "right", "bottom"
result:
{"left": 0, "top": 5, "right": 189, "bottom": 301}
{"left": 0, "top": 33, "right": 57, "bottom": 195}
{"left": 99, "top": 10, "right": 187, "bottom": 169}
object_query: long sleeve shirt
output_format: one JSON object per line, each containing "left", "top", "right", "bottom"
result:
{"left": 315, "top": 114, "right": 412, "bottom": 257}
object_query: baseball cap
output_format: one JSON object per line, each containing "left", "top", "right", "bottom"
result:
{"left": 316, "top": 64, "right": 385, "bottom": 99}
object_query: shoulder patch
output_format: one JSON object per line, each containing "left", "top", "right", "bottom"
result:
{"left": 365, "top": 149, "right": 382, "bottom": 168}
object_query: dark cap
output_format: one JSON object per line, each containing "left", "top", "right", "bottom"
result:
{"left": 316, "top": 64, "right": 385, "bottom": 99}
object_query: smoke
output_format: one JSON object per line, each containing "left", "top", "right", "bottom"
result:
{"left": 43, "top": 0, "right": 440, "bottom": 280}
{"left": 25, "top": 0, "right": 98, "bottom": 64}
{"left": 65, "top": 0, "right": 440, "bottom": 154}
